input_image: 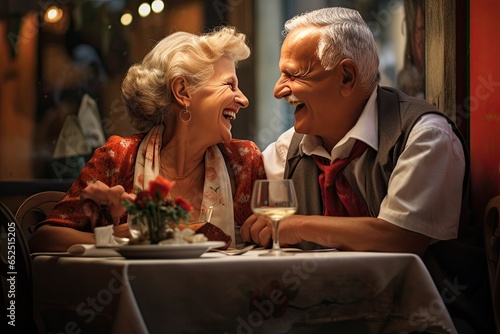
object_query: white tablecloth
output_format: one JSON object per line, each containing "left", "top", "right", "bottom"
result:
{"left": 32, "top": 250, "right": 457, "bottom": 334}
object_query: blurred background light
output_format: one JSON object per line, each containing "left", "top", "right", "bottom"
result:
{"left": 138, "top": 3, "right": 151, "bottom": 17}
{"left": 151, "top": 0, "right": 165, "bottom": 14}
{"left": 44, "top": 6, "right": 63, "bottom": 23}
{"left": 120, "top": 13, "right": 133, "bottom": 26}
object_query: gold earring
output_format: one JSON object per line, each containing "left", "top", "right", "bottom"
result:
{"left": 180, "top": 107, "right": 191, "bottom": 124}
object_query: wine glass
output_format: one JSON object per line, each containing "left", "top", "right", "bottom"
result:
{"left": 251, "top": 179, "right": 298, "bottom": 256}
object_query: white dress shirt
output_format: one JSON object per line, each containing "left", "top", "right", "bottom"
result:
{"left": 262, "top": 89, "right": 465, "bottom": 240}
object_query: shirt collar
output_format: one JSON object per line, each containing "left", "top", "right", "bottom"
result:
{"left": 300, "top": 87, "right": 379, "bottom": 162}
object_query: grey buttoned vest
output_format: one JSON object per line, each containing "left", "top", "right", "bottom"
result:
{"left": 284, "top": 86, "right": 470, "bottom": 233}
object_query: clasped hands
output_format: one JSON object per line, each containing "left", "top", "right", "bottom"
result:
{"left": 240, "top": 214, "right": 303, "bottom": 247}
{"left": 80, "top": 180, "right": 135, "bottom": 238}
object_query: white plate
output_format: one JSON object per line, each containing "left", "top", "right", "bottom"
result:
{"left": 116, "top": 241, "right": 226, "bottom": 259}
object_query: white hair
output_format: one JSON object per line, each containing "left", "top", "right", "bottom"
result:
{"left": 283, "top": 7, "right": 380, "bottom": 95}
{"left": 121, "top": 26, "right": 250, "bottom": 132}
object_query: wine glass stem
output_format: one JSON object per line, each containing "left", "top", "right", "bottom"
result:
{"left": 271, "top": 219, "right": 281, "bottom": 252}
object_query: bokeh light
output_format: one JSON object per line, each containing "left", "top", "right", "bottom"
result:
{"left": 120, "top": 13, "right": 133, "bottom": 26}
{"left": 138, "top": 3, "right": 151, "bottom": 17}
{"left": 44, "top": 6, "right": 63, "bottom": 23}
{"left": 151, "top": 0, "right": 165, "bottom": 14}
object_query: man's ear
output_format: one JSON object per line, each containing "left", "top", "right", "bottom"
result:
{"left": 339, "top": 59, "right": 357, "bottom": 96}
{"left": 171, "top": 76, "right": 191, "bottom": 106}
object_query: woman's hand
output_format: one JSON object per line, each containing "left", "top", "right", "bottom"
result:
{"left": 80, "top": 180, "right": 136, "bottom": 230}
{"left": 113, "top": 223, "right": 132, "bottom": 238}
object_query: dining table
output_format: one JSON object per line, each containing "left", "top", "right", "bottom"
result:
{"left": 31, "top": 247, "right": 457, "bottom": 334}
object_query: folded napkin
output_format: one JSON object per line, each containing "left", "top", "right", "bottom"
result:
{"left": 183, "top": 222, "right": 231, "bottom": 250}
{"left": 67, "top": 244, "right": 120, "bottom": 257}
{"left": 67, "top": 225, "right": 126, "bottom": 257}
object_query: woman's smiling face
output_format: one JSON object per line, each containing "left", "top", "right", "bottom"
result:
{"left": 189, "top": 55, "right": 249, "bottom": 144}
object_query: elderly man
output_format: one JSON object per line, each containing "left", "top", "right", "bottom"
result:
{"left": 241, "top": 7, "right": 495, "bottom": 333}
{"left": 241, "top": 7, "right": 467, "bottom": 255}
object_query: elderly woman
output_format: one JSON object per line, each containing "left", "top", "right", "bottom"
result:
{"left": 29, "top": 27, "right": 266, "bottom": 252}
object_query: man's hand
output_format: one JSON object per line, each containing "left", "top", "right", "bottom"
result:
{"left": 240, "top": 214, "right": 304, "bottom": 247}
{"left": 240, "top": 214, "right": 272, "bottom": 247}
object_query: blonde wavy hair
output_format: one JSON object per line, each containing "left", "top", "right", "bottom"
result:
{"left": 121, "top": 26, "right": 250, "bottom": 132}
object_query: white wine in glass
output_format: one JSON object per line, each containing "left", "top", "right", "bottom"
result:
{"left": 251, "top": 179, "right": 298, "bottom": 256}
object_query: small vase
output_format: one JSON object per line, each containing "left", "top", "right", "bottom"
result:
{"left": 128, "top": 215, "right": 171, "bottom": 244}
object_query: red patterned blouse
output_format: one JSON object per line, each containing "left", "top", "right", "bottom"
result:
{"left": 38, "top": 134, "right": 266, "bottom": 232}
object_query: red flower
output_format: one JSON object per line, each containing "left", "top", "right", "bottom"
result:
{"left": 135, "top": 191, "right": 150, "bottom": 209}
{"left": 122, "top": 175, "right": 193, "bottom": 244}
{"left": 175, "top": 197, "right": 194, "bottom": 212}
{"left": 148, "top": 175, "right": 176, "bottom": 199}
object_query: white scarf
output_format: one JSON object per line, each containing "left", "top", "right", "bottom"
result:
{"left": 132, "top": 125, "right": 235, "bottom": 246}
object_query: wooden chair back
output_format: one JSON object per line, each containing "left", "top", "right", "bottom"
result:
{"left": 15, "top": 191, "right": 65, "bottom": 237}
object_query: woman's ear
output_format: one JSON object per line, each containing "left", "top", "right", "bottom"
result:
{"left": 339, "top": 59, "right": 357, "bottom": 97}
{"left": 171, "top": 76, "right": 191, "bottom": 106}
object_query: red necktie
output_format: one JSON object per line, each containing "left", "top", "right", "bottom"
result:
{"left": 312, "top": 140, "right": 369, "bottom": 217}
